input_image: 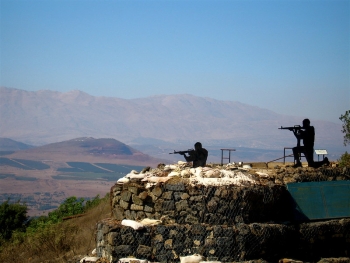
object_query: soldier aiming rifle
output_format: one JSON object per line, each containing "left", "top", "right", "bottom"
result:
{"left": 279, "top": 119, "right": 329, "bottom": 168}
{"left": 169, "top": 142, "right": 208, "bottom": 168}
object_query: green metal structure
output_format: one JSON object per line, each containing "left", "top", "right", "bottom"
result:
{"left": 287, "top": 180, "right": 350, "bottom": 221}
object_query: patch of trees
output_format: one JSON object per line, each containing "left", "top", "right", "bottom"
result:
{"left": 0, "top": 195, "right": 103, "bottom": 246}
{"left": 0, "top": 200, "right": 27, "bottom": 243}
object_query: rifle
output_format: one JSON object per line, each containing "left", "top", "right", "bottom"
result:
{"left": 169, "top": 149, "right": 194, "bottom": 155}
{"left": 278, "top": 125, "right": 303, "bottom": 131}
{"left": 279, "top": 125, "right": 304, "bottom": 147}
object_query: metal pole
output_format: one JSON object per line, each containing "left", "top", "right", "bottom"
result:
{"left": 221, "top": 149, "right": 223, "bottom": 166}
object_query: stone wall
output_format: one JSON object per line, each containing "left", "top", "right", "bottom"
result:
{"left": 270, "top": 166, "right": 350, "bottom": 185}
{"left": 96, "top": 218, "right": 350, "bottom": 262}
{"left": 97, "top": 165, "right": 350, "bottom": 262}
{"left": 110, "top": 179, "right": 291, "bottom": 225}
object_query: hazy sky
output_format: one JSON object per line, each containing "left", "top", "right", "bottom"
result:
{"left": 1, "top": 0, "right": 349, "bottom": 123}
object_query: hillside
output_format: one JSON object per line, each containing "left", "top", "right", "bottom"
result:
{"left": 0, "top": 138, "right": 34, "bottom": 152}
{"left": 3, "top": 137, "right": 166, "bottom": 166}
{"left": 0, "top": 137, "right": 166, "bottom": 216}
{"left": 1, "top": 87, "right": 347, "bottom": 163}
{"left": 0, "top": 195, "right": 111, "bottom": 263}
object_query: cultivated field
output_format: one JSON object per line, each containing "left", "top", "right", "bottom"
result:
{"left": 0, "top": 158, "right": 146, "bottom": 216}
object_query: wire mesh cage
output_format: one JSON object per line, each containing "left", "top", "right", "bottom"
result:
{"left": 97, "top": 165, "right": 350, "bottom": 262}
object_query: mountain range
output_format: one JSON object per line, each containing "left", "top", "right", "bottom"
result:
{"left": 0, "top": 87, "right": 347, "bottom": 162}
{"left": 0, "top": 87, "right": 348, "bottom": 216}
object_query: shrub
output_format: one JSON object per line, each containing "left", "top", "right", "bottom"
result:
{"left": 84, "top": 195, "right": 98, "bottom": 211}
{"left": 338, "top": 151, "right": 350, "bottom": 168}
{"left": 0, "top": 200, "right": 28, "bottom": 244}
{"left": 47, "top": 196, "right": 85, "bottom": 223}
{"left": 0, "top": 194, "right": 110, "bottom": 263}
{"left": 339, "top": 110, "right": 350, "bottom": 146}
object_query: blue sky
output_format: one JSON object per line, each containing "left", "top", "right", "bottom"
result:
{"left": 1, "top": 0, "right": 349, "bottom": 123}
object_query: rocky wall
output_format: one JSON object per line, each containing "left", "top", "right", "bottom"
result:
{"left": 270, "top": 166, "right": 350, "bottom": 185}
{"left": 96, "top": 218, "right": 350, "bottom": 262}
{"left": 110, "top": 179, "right": 292, "bottom": 224}
{"left": 109, "top": 166, "right": 350, "bottom": 225}
{"left": 98, "top": 165, "right": 350, "bottom": 262}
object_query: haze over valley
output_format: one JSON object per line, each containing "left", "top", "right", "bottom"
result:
{"left": 0, "top": 87, "right": 348, "bottom": 216}
{"left": 1, "top": 87, "right": 347, "bottom": 162}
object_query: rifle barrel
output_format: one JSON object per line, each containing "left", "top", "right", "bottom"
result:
{"left": 279, "top": 125, "right": 302, "bottom": 130}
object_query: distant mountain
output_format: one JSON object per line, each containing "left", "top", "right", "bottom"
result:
{"left": 0, "top": 87, "right": 347, "bottom": 162}
{"left": 5, "top": 137, "right": 167, "bottom": 166}
{"left": 0, "top": 138, "right": 35, "bottom": 151}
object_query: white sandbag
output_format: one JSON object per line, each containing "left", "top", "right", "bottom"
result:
{"left": 204, "top": 169, "right": 214, "bottom": 177}
{"left": 126, "top": 173, "right": 147, "bottom": 180}
{"left": 168, "top": 171, "right": 180, "bottom": 177}
{"left": 255, "top": 171, "right": 269, "bottom": 178}
{"left": 204, "top": 169, "right": 221, "bottom": 178}
{"left": 141, "top": 176, "right": 171, "bottom": 183}
{"left": 164, "top": 164, "right": 177, "bottom": 170}
{"left": 220, "top": 170, "right": 234, "bottom": 178}
{"left": 117, "top": 177, "right": 130, "bottom": 184}
{"left": 181, "top": 169, "right": 191, "bottom": 177}
{"left": 118, "top": 258, "right": 148, "bottom": 263}
{"left": 145, "top": 182, "right": 154, "bottom": 189}
{"left": 139, "top": 218, "right": 162, "bottom": 226}
{"left": 180, "top": 254, "right": 204, "bottom": 263}
{"left": 80, "top": 257, "right": 100, "bottom": 263}
{"left": 121, "top": 219, "right": 144, "bottom": 230}
{"left": 125, "top": 170, "right": 146, "bottom": 180}
{"left": 242, "top": 164, "right": 252, "bottom": 169}
{"left": 194, "top": 167, "right": 203, "bottom": 178}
